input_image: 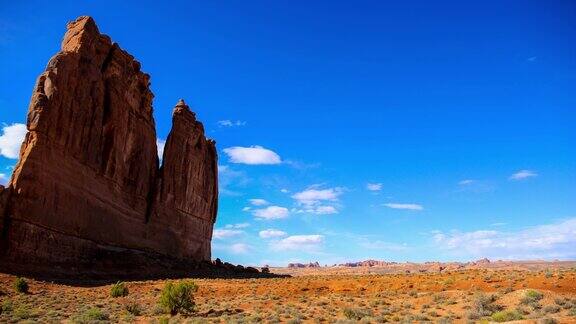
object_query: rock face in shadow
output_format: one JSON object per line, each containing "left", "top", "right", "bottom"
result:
{"left": 0, "top": 16, "right": 218, "bottom": 277}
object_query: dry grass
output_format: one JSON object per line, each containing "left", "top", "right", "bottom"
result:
{"left": 0, "top": 268, "right": 575, "bottom": 322}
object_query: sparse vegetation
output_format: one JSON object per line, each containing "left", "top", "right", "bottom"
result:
{"left": 110, "top": 281, "right": 129, "bottom": 297}
{"left": 159, "top": 280, "right": 198, "bottom": 315}
{"left": 13, "top": 277, "right": 28, "bottom": 293}
{"left": 0, "top": 267, "right": 574, "bottom": 322}
{"left": 74, "top": 307, "right": 109, "bottom": 322}
{"left": 467, "top": 293, "right": 502, "bottom": 319}
{"left": 491, "top": 309, "right": 523, "bottom": 322}
{"left": 343, "top": 307, "right": 372, "bottom": 320}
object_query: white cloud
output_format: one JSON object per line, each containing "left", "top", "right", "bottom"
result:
{"left": 384, "top": 203, "right": 423, "bottom": 211}
{"left": 433, "top": 218, "right": 576, "bottom": 260}
{"left": 280, "top": 188, "right": 289, "bottom": 193}
{"left": 292, "top": 187, "right": 343, "bottom": 206}
{"left": 156, "top": 138, "right": 166, "bottom": 160}
{"left": 230, "top": 243, "right": 251, "bottom": 254}
{"left": 218, "top": 120, "right": 246, "bottom": 127}
{"left": 259, "top": 229, "right": 287, "bottom": 239}
{"left": 458, "top": 179, "right": 475, "bottom": 185}
{"left": 253, "top": 206, "right": 289, "bottom": 220}
{"left": 218, "top": 165, "right": 249, "bottom": 196}
{"left": 295, "top": 205, "right": 338, "bottom": 215}
{"left": 242, "top": 206, "right": 252, "bottom": 212}
{"left": 0, "top": 123, "right": 26, "bottom": 159}
{"left": 509, "top": 170, "right": 538, "bottom": 181}
{"left": 249, "top": 198, "right": 269, "bottom": 206}
{"left": 225, "top": 223, "right": 250, "bottom": 229}
{"left": 271, "top": 235, "right": 324, "bottom": 251}
{"left": 223, "top": 145, "right": 281, "bottom": 165}
{"left": 0, "top": 173, "right": 8, "bottom": 185}
{"left": 213, "top": 229, "right": 244, "bottom": 240}
{"left": 367, "top": 183, "right": 382, "bottom": 191}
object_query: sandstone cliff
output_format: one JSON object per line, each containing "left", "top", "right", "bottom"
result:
{"left": 0, "top": 16, "right": 218, "bottom": 277}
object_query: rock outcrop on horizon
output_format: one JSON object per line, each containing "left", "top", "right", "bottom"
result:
{"left": 0, "top": 16, "right": 218, "bottom": 277}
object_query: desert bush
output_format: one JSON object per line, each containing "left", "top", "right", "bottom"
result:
{"left": 75, "top": 307, "right": 109, "bottom": 322}
{"left": 159, "top": 280, "right": 198, "bottom": 315}
{"left": 520, "top": 290, "right": 544, "bottom": 309}
{"left": 467, "top": 293, "right": 502, "bottom": 319}
{"left": 13, "top": 277, "right": 28, "bottom": 293}
{"left": 490, "top": 310, "right": 523, "bottom": 322}
{"left": 342, "top": 307, "right": 372, "bottom": 320}
{"left": 539, "top": 318, "right": 558, "bottom": 324}
{"left": 110, "top": 281, "right": 129, "bottom": 297}
{"left": 543, "top": 305, "right": 560, "bottom": 314}
{"left": 569, "top": 307, "right": 576, "bottom": 316}
{"left": 125, "top": 302, "right": 142, "bottom": 316}
{"left": 0, "top": 299, "right": 12, "bottom": 315}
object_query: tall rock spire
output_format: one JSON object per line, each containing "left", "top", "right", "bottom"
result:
{"left": 0, "top": 16, "right": 218, "bottom": 277}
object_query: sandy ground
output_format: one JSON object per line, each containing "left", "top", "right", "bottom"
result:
{"left": 0, "top": 264, "right": 575, "bottom": 323}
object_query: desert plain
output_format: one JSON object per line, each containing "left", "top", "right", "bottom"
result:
{"left": 1, "top": 260, "right": 575, "bottom": 323}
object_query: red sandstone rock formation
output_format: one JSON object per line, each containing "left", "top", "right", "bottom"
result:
{"left": 0, "top": 16, "right": 218, "bottom": 277}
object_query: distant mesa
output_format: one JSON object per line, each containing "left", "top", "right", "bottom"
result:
{"left": 288, "top": 262, "right": 321, "bottom": 268}
{"left": 0, "top": 16, "right": 223, "bottom": 278}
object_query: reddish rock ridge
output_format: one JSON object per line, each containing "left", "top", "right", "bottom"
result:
{"left": 0, "top": 16, "right": 218, "bottom": 277}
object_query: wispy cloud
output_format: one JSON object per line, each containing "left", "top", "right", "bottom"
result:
{"left": 291, "top": 186, "right": 343, "bottom": 215}
{"left": 0, "top": 123, "right": 26, "bottom": 159}
{"left": 218, "top": 165, "right": 250, "bottom": 196}
{"left": 249, "top": 198, "right": 269, "bottom": 206}
{"left": 223, "top": 145, "right": 282, "bottom": 165}
{"left": 218, "top": 120, "right": 246, "bottom": 127}
{"left": 458, "top": 179, "right": 476, "bottom": 185}
{"left": 0, "top": 173, "right": 8, "bottom": 185}
{"left": 213, "top": 229, "right": 244, "bottom": 240}
{"left": 259, "top": 229, "right": 287, "bottom": 239}
{"left": 509, "top": 170, "right": 537, "bottom": 181}
{"left": 384, "top": 203, "right": 423, "bottom": 211}
{"left": 292, "top": 186, "right": 343, "bottom": 206}
{"left": 230, "top": 243, "right": 251, "bottom": 254}
{"left": 366, "top": 183, "right": 382, "bottom": 191}
{"left": 294, "top": 205, "right": 338, "bottom": 215}
{"left": 270, "top": 235, "right": 324, "bottom": 252}
{"left": 432, "top": 218, "right": 576, "bottom": 260}
{"left": 225, "top": 223, "right": 250, "bottom": 229}
{"left": 253, "top": 206, "right": 289, "bottom": 220}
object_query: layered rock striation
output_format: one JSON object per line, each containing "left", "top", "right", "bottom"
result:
{"left": 0, "top": 16, "right": 218, "bottom": 277}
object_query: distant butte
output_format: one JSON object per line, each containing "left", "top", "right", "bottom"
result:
{"left": 0, "top": 16, "right": 219, "bottom": 278}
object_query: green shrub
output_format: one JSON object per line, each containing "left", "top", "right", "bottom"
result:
{"left": 110, "top": 281, "right": 129, "bottom": 297}
{"left": 521, "top": 290, "right": 544, "bottom": 309}
{"left": 543, "top": 305, "right": 561, "bottom": 314}
{"left": 0, "top": 299, "right": 13, "bottom": 314}
{"left": 467, "top": 293, "right": 502, "bottom": 319}
{"left": 491, "top": 310, "right": 523, "bottom": 322}
{"left": 75, "top": 307, "right": 109, "bottom": 322}
{"left": 13, "top": 277, "right": 29, "bottom": 293}
{"left": 523, "top": 290, "right": 543, "bottom": 302}
{"left": 343, "top": 308, "right": 373, "bottom": 320}
{"left": 159, "top": 280, "right": 198, "bottom": 315}
{"left": 569, "top": 307, "right": 576, "bottom": 316}
{"left": 13, "top": 306, "right": 31, "bottom": 320}
{"left": 125, "top": 302, "right": 142, "bottom": 316}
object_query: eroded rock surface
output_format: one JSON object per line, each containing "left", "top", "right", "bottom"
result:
{"left": 0, "top": 16, "right": 218, "bottom": 277}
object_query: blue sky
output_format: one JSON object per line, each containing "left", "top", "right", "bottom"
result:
{"left": 1, "top": 1, "right": 575, "bottom": 266}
